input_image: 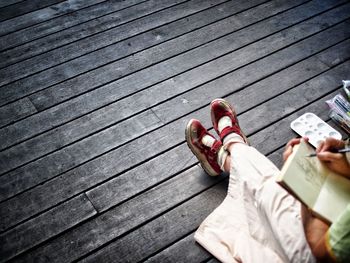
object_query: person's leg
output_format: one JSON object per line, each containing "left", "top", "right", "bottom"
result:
{"left": 210, "top": 98, "right": 315, "bottom": 262}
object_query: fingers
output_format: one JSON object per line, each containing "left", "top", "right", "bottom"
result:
{"left": 317, "top": 151, "right": 343, "bottom": 162}
{"left": 283, "top": 137, "right": 308, "bottom": 161}
{"left": 316, "top": 137, "right": 345, "bottom": 153}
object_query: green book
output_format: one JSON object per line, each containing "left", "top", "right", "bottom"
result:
{"left": 276, "top": 140, "right": 350, "bottom": 223}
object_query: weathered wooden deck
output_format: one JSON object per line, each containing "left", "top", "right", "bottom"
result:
{"left": 0, "top": 0, "right": 349, "bottom": 262}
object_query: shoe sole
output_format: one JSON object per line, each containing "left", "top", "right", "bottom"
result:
{"left": 185, "top": 119, "right": 219, "bottom": 176}
{"left": 210, "top": 98, "right": 249, "bottom": 144}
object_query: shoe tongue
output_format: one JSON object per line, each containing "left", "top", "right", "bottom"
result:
{"left": 218, "top": 116, "right": 232, "bottom": 133}
{"left": 202, "top": 135, "right": 215, "bottom": 148}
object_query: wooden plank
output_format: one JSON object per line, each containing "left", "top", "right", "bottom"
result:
{"left": 87, "top": 50, "right": 350, "bottom": 212}
{"left": 0, "top": 0, "right": 311, "bottom": 165}
{"left": 31, "top": 0, "right": 314, "bottom": 110}
{"left": 1, "top": 57, "right": 348, "bottom": 235}
{"left": 150, "top": 21, "right": 350, "bottom": 123}
{"left": 0, "top": 98, "right": 37, "bottom": 128}
{"left": 0, "top": 0, "right": 65, "bottom": 22}
{"left": 0, "top": 0, "right": 324, "bottom": 108}
{"left": 0, "top": 133, "right": 190, "bottom": 233}
{"left": 0, "top": 0, "right": 187, "bottom": 66}
{"left": 0, "top": 0, "right": 107, "bottom": 36}
{"left": 0, "top": 0, "right": 249, "bottom": 107}
{"left": 0, "top": 0, "right": 147, "bottom": 51}
{"left": 21, "top": 88, "right": 346, "bottom": 263}
{"left": 0, "top": 0, "right": 228, "bottom": 87}
{"left": 13, "top": 167, "right": 227, "bottom": 262}
{"left": 0, "top": 0, "right": 24, "bottom": 9}
{"left": 0, "top": 194, "right": 97, "bottom": 262}
{"left": 0, "top": 111, "right": 160, "bottom": 202}
{"left": 0, "top": 0, "right": 341, "bottom": 151}
{"left": 80, "top": 182, "right": 227, "bottom": 263}
{"left": 144, "top": 232, "right": 211, "bottom": 263}
{"left": 83, "top": 60, "right": 350, "bottom": 212}
{"left": 0, "top": 22, "right": 348, "bottom": 209}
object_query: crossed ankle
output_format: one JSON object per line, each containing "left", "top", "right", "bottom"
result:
{"left": 223, "top": 133, "right": 245, "bottom": 148}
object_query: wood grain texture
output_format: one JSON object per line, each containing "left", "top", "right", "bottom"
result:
{"left": 144, "top": 232, "right": 211, "bottom": 263}
{"left": 0, "top": 194, "right": 96, "bottom": 262}
{"left": 0, "top": 0, "right": 226, "bottom": 87}
{"left": 1, "top": 0, "right": 349, "bottom": 261}
{"left": 13, "top": 168, "right": 227, "bottom": 262}
{"left": 0, "top": 0, "right": 106, "bottom": 35}
{"left": 0, "top": 0, "right": 342, "bottom": 153}
{"left": 0, "top": 0, "right": 147, "bottom": 51}
{"left": 0, "top": 0, "right": 24, "bottom": 9}
{"left": 0, "top": 98, "right": 37, "bottom": 128}
{"left": 0, "top": 0, "right": 252, "bottom": 106}
{"left": 0, "top": 0, "right": 65, "bottom": 22}
{"left": 0, "top": 22, "right": 348, "bottom": 217}
{"left": 0, "top": 0, "right": 313, "bottom": 173}
{"left": 0, "top": 0, "right": 186, "bottom": 67}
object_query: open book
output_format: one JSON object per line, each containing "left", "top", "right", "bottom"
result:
{"left": 276, "top": 140, "right": 350, "bottom": 223}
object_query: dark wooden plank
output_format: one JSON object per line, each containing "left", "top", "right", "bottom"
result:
{"left": 1, "top": 57, "right": 348, "bottom": 234}
{"left": 87, "top": 48, "right": 350, "bottom": 211}
{"left": 150, "top": 21, "right": 350, "bottom": 123}
{"left": 144, "top": 232, "right": 211, "bottom": 263}
{"left": 0, "top": 0, "right": 311, "bottom": 168}
{"left": 13, "top": 167, "right": 227, "bottom": 262}
{"left": 0, "top": 0, "right": 147, "bottom": 51}
{"left": 0, "top": 98, "right": 37, "bottom": 128}
{"left": 0, "top": 0, "right": 324, "bottom": 108}
{"left": 0, "top": 0, "right": 107, "bottom": 36}
{"left": 0, "top": 110, "right": 162, "bottom": 231}
{"left": 0, "top": 0, "right": 341, "bottom": 151}
{"left": 27, "top": 88, "right": 346, "bottom": 263}
{"left": 0, "top": 194, "right": 96, "bottom": 262}
{"left": 0, "top": 20, "right": 348, "bottom": 211}
{"left": 31, "top": 0, "right": 313, "bottom": 110}
{"left": 0, "top": 0, "right": 296, "bottom": 127}
{"left": 83, "top": 60, "right": 350, "bottom": 212}
{"left": 80, "top": 182, "right": 227, "bottom": 263}
{"left": 0, "top": 0, "right": 65, "bottom": 22}
{"left": 0, "top": 0, "right": 186, "bottom": 66}
{"left": 0, "top": 0, "right": 227, "bottom": 87}
{"left": 0, "top": 0, "right": 24, "bottom": 9}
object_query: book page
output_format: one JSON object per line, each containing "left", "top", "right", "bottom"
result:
{"left": 279, "top": 141, "right": 327, "bottom": 207}
{"left": 313, "top": 173, "right": 350, "bottom": 223}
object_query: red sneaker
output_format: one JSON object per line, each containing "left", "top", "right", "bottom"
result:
{"left": 210, "top": 98, "right": 248, "bottom": 143}
{"left": 185, "top": 119, "right": 223, "bottom": 176}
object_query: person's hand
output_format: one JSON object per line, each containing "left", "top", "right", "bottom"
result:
{"left": 283, "top": 137, "right": 309, "bottom": 161}
{"left": 316, "top": 138, "right": 350, "bottom": 177}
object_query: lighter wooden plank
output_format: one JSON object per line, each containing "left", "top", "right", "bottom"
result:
{"left": 0, "top": 0, "right": 186, "bottom": 66}
{"left": 0, "top": 194, "right": 96, "bottom": 262}
{"left": 0, "top": 23, "right": 348, "bottom": 213}
{"left": 1, "top": 59, "right": 348, "bottom": 234}
{"left": 144, "top": 232, "right": 211, "bottom": 263}
{"left": 0, "top": 98, "right": 36, "bottom": 127}
{"left": 0, "top": 0, "right": 106, "bottom": 36}
{"left": 13, "top": 167, "right": 227, "bottom": 262}
{"left": 0, "top": 0, "right": 146, "bottom": 51}
{"left": 0, "top": 0, "right": 341, "bottom": 153}
{"left": 0, "top": 0, "right": 65, "bottom": 22}
{"left": 0, "top": 0, "right": 226, "bottom": 87}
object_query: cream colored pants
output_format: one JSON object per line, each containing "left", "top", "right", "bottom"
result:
{"left": 194, "top": 143, "right": 316, "bottom": 263}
